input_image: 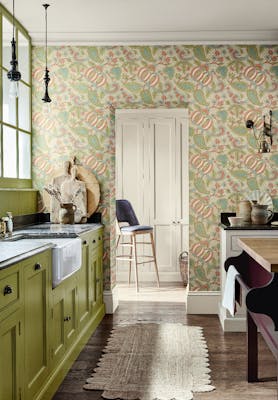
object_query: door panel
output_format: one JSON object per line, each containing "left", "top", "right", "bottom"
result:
{"left": 116, "top": 110, "right": 189, "bottom": 281}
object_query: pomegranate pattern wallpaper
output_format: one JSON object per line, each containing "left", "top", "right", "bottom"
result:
{"left": 32, "top": 45, "right": 278, "bottom": 291}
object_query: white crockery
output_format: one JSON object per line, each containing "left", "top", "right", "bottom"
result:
{"left": 228, "top": 216, "right": 244, "bottom": 227}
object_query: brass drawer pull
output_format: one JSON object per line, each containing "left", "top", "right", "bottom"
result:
{"left": 98, "top": 236, "right": 101, "bottom": 240}
{"left": 3, "top": 285, "right": 12, "bottom": 296}
{"left": 82, "top": 240, "right": 87, "bottom": 245}
{"left": 64, "top": 316, "right": 71, "bottom": 322}
{"left": 34, "top": 263, "right": 42, "bottom": 271}
{"left": 92, "top": 239, "right": 96, "bottom": 243}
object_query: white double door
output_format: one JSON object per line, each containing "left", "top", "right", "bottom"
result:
{"left": 115, "top": 109, "right": 189, "bottom": 282}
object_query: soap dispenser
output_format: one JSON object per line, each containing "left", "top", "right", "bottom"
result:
{"left": 6, "top": 212, "right": 13, "bottom": 235}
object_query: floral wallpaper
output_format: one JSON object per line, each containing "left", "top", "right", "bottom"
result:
{"left": 32, "top": 45, "right": 278, "bottom": 292}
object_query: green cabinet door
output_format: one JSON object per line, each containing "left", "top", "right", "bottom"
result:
{"left": 78, "top": 238, "right": 91, "bottom": 332}
{"left": 0, "top": 310, "right": 23, "bottom": 400}
{"left": 96, "top": 245, "right": 103, "bottom": 306}
{"left": 64, "top": 277, "right": 78, "bottom": 348}
{"left": 23, "top": 251, "right": 51, "bottom": 400}
{"left": 51, "top": 285, "right": 66, "bottom": 367}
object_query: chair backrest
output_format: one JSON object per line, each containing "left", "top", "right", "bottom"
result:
{"left": 116, "top": 199, "right": 139, "bottom": 226}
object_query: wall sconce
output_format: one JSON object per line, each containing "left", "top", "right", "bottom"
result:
{"left": 246, "top": 110, "right": 273, "bottom": 153}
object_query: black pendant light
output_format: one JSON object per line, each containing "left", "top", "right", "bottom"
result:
{"left": 7, "top": 0, "right": 21, "bottom": 97}
{"left": 42, "top": 4, "right": 51, "bottom": 103}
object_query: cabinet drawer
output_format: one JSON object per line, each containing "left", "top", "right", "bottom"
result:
{"left": 0, "top": 270, "right": 19, "bottom": 311}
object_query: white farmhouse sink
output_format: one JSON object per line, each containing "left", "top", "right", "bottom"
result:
{"left": 23, "top": 237, "right": 82, "bottom": 288}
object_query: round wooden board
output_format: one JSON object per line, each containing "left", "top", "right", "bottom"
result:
{"left": 76, "top": 165, "right": 100, "bottom": 217}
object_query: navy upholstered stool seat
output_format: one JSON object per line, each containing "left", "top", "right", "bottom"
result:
{"left": 116, "top": 199, "right": 160, "bottom": 292}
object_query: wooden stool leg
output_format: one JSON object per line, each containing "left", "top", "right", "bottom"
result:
{"left": 247, "top": 311, "right": 258, "bottom": 382}
{"left": 128, "top": 236, "right": 133, "bottom": 285}
{"left": 150, "top": 232, "right": 160, "bottom": 288}
{"left": 132, "top": 234, "right": 139, "bottom": 292}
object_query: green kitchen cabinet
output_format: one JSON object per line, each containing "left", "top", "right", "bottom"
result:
{"left": 22, "top": 250, "right": 51, "bottom": 400}
{"left": 50, "top": 275, "right": 78, "bottom": 368}
{"left": 95, "top": 244, "right": 103, "bottom": 307}
{"left": 0, "top": 309, "right": 23, "bottom": 400}
{"left": 77, "top": 237, "right": 91, "bottom": 333}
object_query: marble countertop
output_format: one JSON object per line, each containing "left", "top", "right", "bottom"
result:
{"left": 0, "top": 223, "right": 102, "bottom": 270}
{"left": 0, "top": 240, "right": 53, "bottom": 269}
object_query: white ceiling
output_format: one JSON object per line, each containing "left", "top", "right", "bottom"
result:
{"left": 2, "top": 0, "right": 278, "bottom": 45}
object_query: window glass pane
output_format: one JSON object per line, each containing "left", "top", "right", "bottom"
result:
{"left": 18, "top": 31, "right": 30, "bottom": 83}
{"left": 2, "top": 17, "right": 13, "bottom": 70}
{"left": 19, "top": 132, "right": 31, "bottom": 179}
{"left": 18, "top": 83, "right": 30, "bottom": 131}
{"left": 3, "top": 126, "right": 17, "bottom": 178}
{"left": 2, "top": 70, "right": 16, "bottom": 125}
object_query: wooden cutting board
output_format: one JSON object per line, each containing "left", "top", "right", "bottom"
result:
{"left": 75, "top": 165, "right": 100, "bottom": 217}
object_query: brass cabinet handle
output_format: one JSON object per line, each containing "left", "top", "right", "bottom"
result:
{"left": 64, "top": 316, "right": 71, "bottom": 322}
{"left": 92, "top": 239, "right": 96, "bottom": 243}
{"left": 3, "top": 285, "right": 12, "bottom": 296}
{"left": 34, "top": 263, "right": 42, "bottom": 271}
{"left": 82, "top": 240, "right": 87, "bottom": 245}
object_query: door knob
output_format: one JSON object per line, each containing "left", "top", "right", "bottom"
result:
{"left": 34, "top": 263, "right": 42, "bottom": 271}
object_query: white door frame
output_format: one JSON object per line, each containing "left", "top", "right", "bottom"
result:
{"left": 115, "top": 108, "right": 189, "bottom": 283}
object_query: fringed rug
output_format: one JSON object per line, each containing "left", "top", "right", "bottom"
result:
{"left": 84, "top": 323, "right": 215, "bottom": 400}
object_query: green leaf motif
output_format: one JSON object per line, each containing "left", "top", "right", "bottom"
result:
{"left": 247, "top": 178, "right": 258, "bottom": 191}
{"left": 58, "top": 68, "right": 69, "bottom": 79}
{"left": 110, "top": 67, "right": 122, "bottom": 80}
{"left": 270, "top": 154, "right": 278, "bottom": 165}
{"left": 195, "top": 222, "right": 207, "bottom": 238}
{"left": 141, "top": 90, "right": 153, "bottom": 104}
{"left": 230, "top": 170, "right": 248, "bottom": 179}
{"left": 88, "top": 48, "right": 102, "bottom": 62}
{"left": 164, "top": 67, "right": 174, "bottom": 79}
{"left": 217, "top": 110, "right": 228, "bottom": 122}
{"left": 75, "top": 127, "right": 88, "bottom": 136}
{"left": 247, "top": 90, "right": 261, "bottom": 106}
{"left": 193, "top": 46, "right": 207, "bottom": 61}
{"left": 270, "top": 66, "right": 278, "bottom": 78}
{"left": 193, "top": 89, "right": 208, "bottom": 106}
{"left": 125, "top": 82, "right": 142, "bottom": 93}
{"left": 194, "top": 178, "right": 209, "bottom": 194}
{"left": 217, "top": 199, "right": 228, "bottom": 210}
{"left": 193, "top": 135, "right": 207, "bottom": 149}
{"left": 177, "top": 82, "right": 195, "bottom": 92}
{"left": 216, "top": 154, "right": 228, "bottom": 166}
{"left": 231, "top": 81, "right": 248, "bottom": 91}
{"left": 90, "top": 135, "right": 101, "bottom": 150}
{"left": 57, "top": 112, "right": 69, "bottom": 123}
{"left": 232, "top": 126, "right": 247, "bottom": 135}
{"left": 247, "top": 47, "right": 261, "bottom": 61}
{"left": 217, "top": 66, "right": 227, "bottom": 78}
{"left": 139, "top": 47, "right": 155, "bottom": 62}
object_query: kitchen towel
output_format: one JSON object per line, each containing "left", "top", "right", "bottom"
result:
{"left": 222, "top": 265, "right": 240, "bottom": 316}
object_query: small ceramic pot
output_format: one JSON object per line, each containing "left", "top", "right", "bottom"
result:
{"left": 251, "top": 204, "right": 274, "bottom": 225}
{"left": 59, "top": 203, "right": 77, "bottom": 224}
{"left": 238, "top": 200, "right": 252, "bottom": 222}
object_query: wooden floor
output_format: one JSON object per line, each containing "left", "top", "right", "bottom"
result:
{"left": 53, "top": 300, "right": 277, "bottom": 400}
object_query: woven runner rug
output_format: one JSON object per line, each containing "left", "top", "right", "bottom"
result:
{"left": 84, "top": 323, "right": 215, "bottom": 400}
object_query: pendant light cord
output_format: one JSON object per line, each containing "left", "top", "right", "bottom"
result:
{"left": 43, "top": 4, "right": 49, "bottom": 69}
{"left": 12, "top": 0, "right": 15, "bottom": 39}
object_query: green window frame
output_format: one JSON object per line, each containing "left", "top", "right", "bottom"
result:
{"left": 0, "top": 4, "right": 32, "bottom": 189}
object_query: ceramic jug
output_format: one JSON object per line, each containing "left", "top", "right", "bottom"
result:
{"left": 251, "top": 204, "right": 274, "bottom": 225}
{"left": 238, "top": 200, "right": 252, "bottom": 222}
{"left": 59, "top": 203, "right": 77, "bottom": 224}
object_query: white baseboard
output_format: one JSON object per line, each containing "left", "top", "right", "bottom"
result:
{"left": 117, "top": 271, "right": 182, "bottom": 283}
{"left": 218, "top": 303, "right": 246, "bottom": 332}
{"left": 103, "top": 285, "right": 119, "bottom": 314}
{"left": 186, "top": 291, "right": 220, "bottom": 314}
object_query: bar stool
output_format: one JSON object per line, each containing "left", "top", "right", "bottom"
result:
{"left": 116, "top": 199, "right": 160, "bottom": 292}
